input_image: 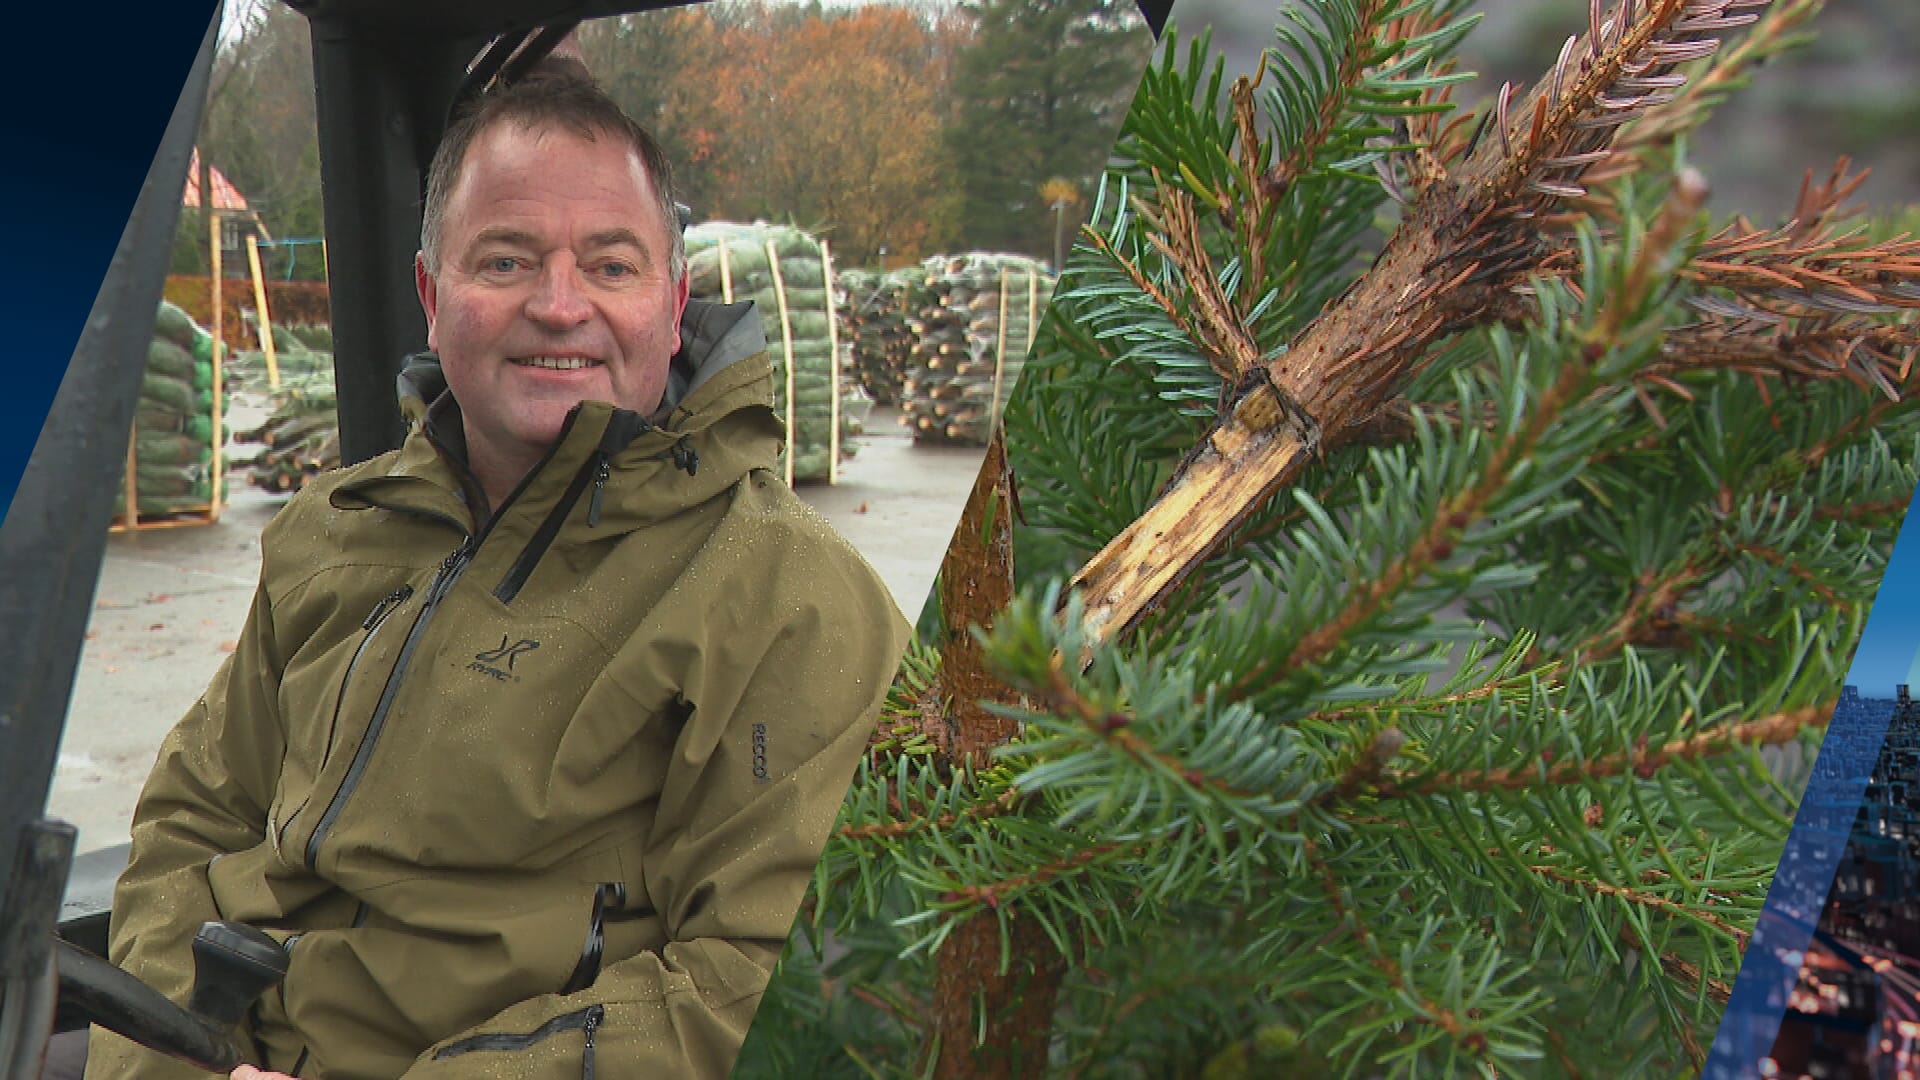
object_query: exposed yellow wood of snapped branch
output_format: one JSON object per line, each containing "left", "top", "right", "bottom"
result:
{"left": 1069, "top": 379, "right": 1319, "bottom": 645}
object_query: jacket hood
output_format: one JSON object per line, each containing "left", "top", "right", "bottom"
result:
{"left": 357, "top": 299, "right": 783, "bottom": 534}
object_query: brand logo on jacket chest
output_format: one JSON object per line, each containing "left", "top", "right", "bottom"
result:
{"left": 470, "top": 635, "right": 541, "bottom": 682}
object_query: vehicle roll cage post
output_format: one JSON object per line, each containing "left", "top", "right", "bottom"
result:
{"left": 458, "top": 21, "right": 583, "bottom": 104}
{"left": 297, "top": 9, "right": 479, "bottom": 465}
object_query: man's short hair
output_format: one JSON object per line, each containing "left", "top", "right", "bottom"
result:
{"left": 420, "top": 71, "right": 686, "bottom": 282}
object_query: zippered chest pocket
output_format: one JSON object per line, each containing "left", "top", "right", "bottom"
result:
{"left": 267, "top": 582, "right": 417, "bottom": 861}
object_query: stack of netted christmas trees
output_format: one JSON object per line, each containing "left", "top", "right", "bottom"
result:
{"left": 836, "top": 266, "right": 926, "bottom": 407}
{"left": 237, "top": 370, "right": 338, "bottom": 494}
{"left": 686, "top": 222, "right": 862, "bottom": 480}
{"left": 226, "top": 320, "right": 333, "bottom": 395}
{"left": 119, "top": 302, "right": 224, "bottom": 521}
{"left": 898, "top": 253, "right": 1053, "bottom": 446}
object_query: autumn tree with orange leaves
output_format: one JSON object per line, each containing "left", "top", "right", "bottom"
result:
{"left": 584, "top": 2, "right": 969, "bottom": 264}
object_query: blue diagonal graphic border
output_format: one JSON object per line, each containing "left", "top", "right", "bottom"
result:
{"left": 1707, "top": 474, "right": 1920, "bottom": 1075}
{"left": 0, "top": 3, "right": 215, "bottom": 521}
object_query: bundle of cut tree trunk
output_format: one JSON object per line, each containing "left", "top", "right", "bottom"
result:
{"left": 238, "top": 370, "right": 339, "bottom": 494}
{"left": 836, "top": 266, "right": 927, "bottom": 407}
{"left": 226, "top": 320, "right": 334, "bottom": 395}
{"left": 685, "top": 222, "right": 861, "bottom": 482}
{"left": 900, "top": 253, "right": 1054, "bottom": 447}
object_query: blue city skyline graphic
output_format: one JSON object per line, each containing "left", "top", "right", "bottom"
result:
{"left": 1708, "top": 478, "right": 1920, "bottom": 1075}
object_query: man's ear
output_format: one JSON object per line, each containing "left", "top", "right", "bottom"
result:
{"left": 670, "top": 270, "right": 691, "bottom": 354}
{"left": 415, "top": 252, "right": 440, "bottom": 351}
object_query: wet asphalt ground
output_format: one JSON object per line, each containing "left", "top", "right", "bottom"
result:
{"left": 43, "top": 404, "right": 983, "bottom": 854}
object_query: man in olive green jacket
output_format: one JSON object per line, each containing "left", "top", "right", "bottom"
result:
{"left": 86, "top": 72, "right": 907, "bottom": 1079}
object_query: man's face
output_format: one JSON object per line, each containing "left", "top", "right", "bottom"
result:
{"left": 416, "top": 122, "right": 689, "bottom": 469}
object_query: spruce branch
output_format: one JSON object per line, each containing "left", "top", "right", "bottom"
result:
{"left": 1069, "top": 0, "right": 1772, "bottom": 647}
{"left": 1060, "top": 969, "right": 1269, "bottom": 1080}
{"left": 845, "top": 984, "right": 930, "bottom": 1038}
{"left": 1728, "top": 541, "right": 1844, "bottom": 604}
{"left": 1544, "top": 1027, "right": 1587, "bottom": 1078}
{"left": 987, "top": 591, "right": 1330, "bottom": 844}
{"left": 1596, "top": 0, "right": 1825, "bottom": 186}
{"left": 1676, "top": 161, "right": 1920, "bottom": 315}
{"left": 936, "top": 840, "right": 1143, "bottom": 913}
{"left": 1299, "top": 836, "right": 1512, "bottom": 1069}
{"left": 1622, "top": 922, "right": 1735, "bottom": 1005}
{"left": 1259, "top": 0, "right": 1397, "bottom": 192}
{"left": 1568, "top": 560, "right": 1712, "bottom": 664}
{"left": 1280, "top": 319, "right": 1606, "bottom": 679}
{"left": 1133, "top": 175, "right": 1263, "bottom": 384}
{"left": 1219, "top": 190, "right": 1704, "bottom": 702}
{"left": 1522, "top": 860, "right": 1749, "bottom": 945}
{"left": 866, "top": 640, "right": 948, "bottom": 765}
{"left": 1644, "top": 322, "right": 1920, "bottom": 396}
{"left": 1815, "top": 495, "right": 1909, "bottom": 523}
{"left": 1081, "top": 6, "right": 1485, "bottom": 427}
{"left": 839, "top": 787, "right": 1028, "bottom": 845}
{"left": 1535, "top": 159, "right": 1920, "bottom": 408}
{"left": 749, "top": 6, "right": 1920, "bottom": 1076}
{"left": 1371, "top": 702, "right": 1830, "bottom": 797}
{"left": 1021, "top": 654, "right": 1267, "bottom": 805}
{"left": 1301, "top": 658, "right": 1548, "bottom": 729}
{"left": 1076, "top": 208, "right": 1205, "bottom": 354}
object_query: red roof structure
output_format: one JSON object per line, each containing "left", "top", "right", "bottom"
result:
{"left": 181, "top": 147, "right": 252, "bottom": 211}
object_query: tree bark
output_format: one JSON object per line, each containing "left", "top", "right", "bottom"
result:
{"left": 928, "top": 430, "right": 1068, "bottom": 1078}
{"left": 931, "top": 910, "right": 1068, "bottom": 1080}
{"left": 937, "top": 430, "right": 1022, "bottom": 765}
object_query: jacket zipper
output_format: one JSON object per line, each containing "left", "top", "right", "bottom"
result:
{"left": 584, "top": 1005, "right": 599, "bottom": 1080}
{"left": 304, "top": 540, "right": 474, "bottom": 868}
{"left": 561, "top": 882, "right": 626, "bottom": 995}
{"left": 432, "top": 1002, "right": 604, "bottom": 1079}
{"left": 302, "top": 406, "right": 605, "bottom": 865}
{"left": 275, "top": 585, "right": 412, "bottom": 854}
{"left": 334, "top": 585, "right": 414, "bottom": 759}
{"left": 495, "top": 409, "right": 659, "bottom": 603}
{"left": 493, "top": 451, "right": 606, "bottom": 605}
{"left": 586, "top": 454, "right": 611, "bottom": 528}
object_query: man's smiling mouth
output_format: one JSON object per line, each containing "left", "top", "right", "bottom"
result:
{"left": 513, "top": 356, "right": 602, "bottom": 371}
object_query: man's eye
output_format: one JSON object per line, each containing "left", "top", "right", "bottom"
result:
{"left": 484, "top": 256, "right": 522, "bottom": 274}
{"left": 596, "top": 261, "right": 637, "bottom": 280}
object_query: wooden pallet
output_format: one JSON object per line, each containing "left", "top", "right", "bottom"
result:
{"left": 110, "top": 342, "right": 225, "bottom": 534}
{"left": 109, "top": 506, "right": 220, "bottom": 533}
{"left": 108, "top": 421, "right": 223, "bottom": 532}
